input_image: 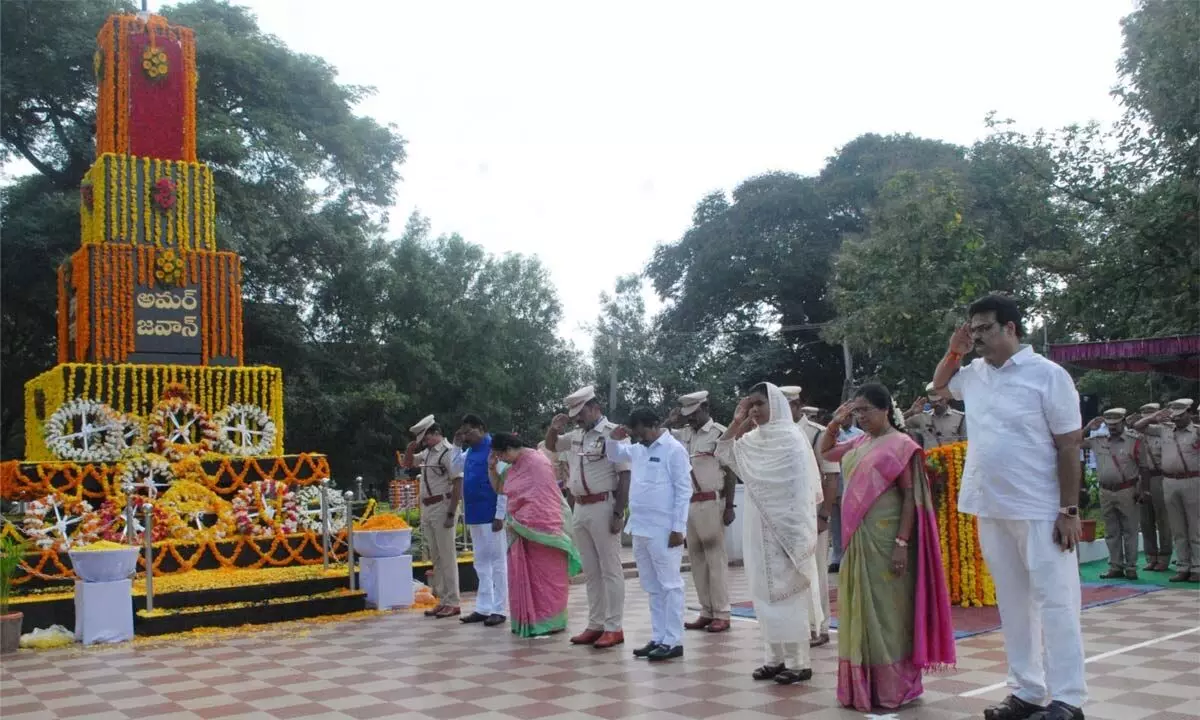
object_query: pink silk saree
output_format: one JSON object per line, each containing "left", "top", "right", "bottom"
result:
{"left": 504, "top": 450, "right": 582, "bottom": 638}
{"left": 826, "top": 431, "right": 956, "bottom": 711}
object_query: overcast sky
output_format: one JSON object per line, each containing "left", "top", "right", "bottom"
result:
{"left": 44, "top": 1, "right": 1146, "bottom": 353}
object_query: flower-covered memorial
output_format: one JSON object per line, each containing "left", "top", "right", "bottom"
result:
{"left": 1, "top": 12, "right": 378, "bottom": 634}
{"left": 925, "top": 441, "right": 997, "bottom": 607}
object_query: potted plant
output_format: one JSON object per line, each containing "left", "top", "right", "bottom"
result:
{"left": 0, "top": 534, "right": 29, "bottom": 654}
{"left": 1080, "top": 470, "right": 1100, "bottom": 543}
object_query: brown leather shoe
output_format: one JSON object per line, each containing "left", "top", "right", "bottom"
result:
{"left": 1099, "top": 569, "right": 1124, "bottom": 579}
{"left": 434, "top": 606, "right": 461, "bottom": 618}
{"left": 569, "top": 629, "right": 604, "bottom": 645}
{"left": 706, "top": 619, "right": 731, "bottom": 633}
{"left": 1189, "top": 572, "right": 1200, "bottom": 583}
{"left": 1169, "top": 571, "right": 1191, "bottom": 582}
{"left": 1152, "top": 562, "right": 1170, "bottom": 571}
{"left": 684, "top": 616, "right": 713, "bottom": 631}
{"left": 424, "top": 605, "right": 444, "bottom": 617}
{"left": 592, "top": 630, "right": 625, "bottom": 649}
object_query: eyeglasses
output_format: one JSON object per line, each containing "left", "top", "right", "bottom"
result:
{"left": 969, "top": 322, "right": 997, "bottom": 335}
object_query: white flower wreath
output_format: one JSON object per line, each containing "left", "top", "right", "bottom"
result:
{"left": 116, "top": 455, "right": 175, "bottom": 499}
{"left": 43, "top": 399, "right": 124, "bottom": 462}
{"left": 116, "top": 413, "right": 147, "bottom": 456}
{"left": 23, "top": 495, "right": 97, "bottom": 551}
{"left": 295, "top": 484, "right": 347, "bottom": 532}
{"left": 213, "top": 404, "right": 276, "bottom": 457}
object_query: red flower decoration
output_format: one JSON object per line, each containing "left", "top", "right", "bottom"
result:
{"left": 81, "top": 183, "right": 94, "bottom": 208}
{"left": 153, "top": 178, "right": 177, "bottom": 212}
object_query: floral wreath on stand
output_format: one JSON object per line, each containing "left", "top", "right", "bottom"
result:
{"left": 148, "top": 384, "right": 217, "bottom": 462}
{"left": 116, "top": 454, "right": 175, "bottom": 499}
{"left": 44, "top": 399, "right": 124, "bottom": 463}
{"left": 115, "top": 413, "right": 147, "bottom": 457}
{"left": 295, "top": 484, "right": 346, "bottom": 533}
{"left": 159, "top": 458, "right": 236, "bottom": 541}
{"left": 89, "top": 495, "right": 178, "bottom": 544}
{"left": 23, "top": 495, "right": 98, "bottom": 551}
{"left": 232, "top": 480, "right": 300, "bottom": 537}
{"left": 213, "top": 404, "right": 276, "bottom": 457}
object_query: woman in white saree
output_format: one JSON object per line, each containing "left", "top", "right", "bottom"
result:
{"left": 717, "top": 382, "right": 823, "bottom": 685}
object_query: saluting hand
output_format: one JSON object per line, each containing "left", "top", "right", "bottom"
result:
{"left": 733, "top": 397, "right": 754, "bottom": 423}
{"left": 948, "top": 322, "right": 973, "bottom": 355}
{"left": 550, "top": 414, "right": 570, "bottom": 432}
{"left": 610, "top": 426, "right": 630, "bottom": 441}
{"left": 830, "top": 400, "right": 856, "bottom": 427}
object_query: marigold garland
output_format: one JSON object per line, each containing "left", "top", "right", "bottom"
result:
{"left": 57, "top": 245, "right": 243, "bottom": 365}
{"left": 2, "top": 453, "right": 329, "bottom": 504}
{"left": 80, "top": 154, "right": 214, "bottom": 249}
{"left": 927, "top": 441, "right": 996, "bottom": 607}
{"left": 25, "top": 364, "right": 280, "bottom": 460}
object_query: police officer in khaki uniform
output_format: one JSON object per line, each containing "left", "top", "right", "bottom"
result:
{"left": 1136, "top": 399, "right": 1200, "bottom": 582}
{"left": 780, "top": 386, "right": 839, "bottom": 647}
{"left": 1083, "top": 408, "right": 1141, "bottom": 580}
{"left": 904, "top": 382, "right": 968, "bottom": 451}
{"left": 667, "top": 391, "right": 735, "bottom": 634}
{"left": 547, "top": 386, "right": 632, "bottom": 648}
{"left": 403, "top": 415, "right": 465, "bottom": 617}
{"left": 1133, "top": 403, "right": 1173, "bottom": 571}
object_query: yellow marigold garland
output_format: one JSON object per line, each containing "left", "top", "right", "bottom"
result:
{"left": 927, "top": 441, "right": 996, "bottom": 607}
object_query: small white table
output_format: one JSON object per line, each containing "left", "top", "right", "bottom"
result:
{"left": 74, "top": 579, "right": 133, "bottom": 645}
{"left": 360, "top": 555, "right": 414, "bottom": 609}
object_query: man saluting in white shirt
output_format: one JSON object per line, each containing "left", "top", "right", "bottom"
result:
{"left": 608, "top": 407, "right": 692, "bottom": 662}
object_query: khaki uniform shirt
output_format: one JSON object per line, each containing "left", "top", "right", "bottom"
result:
{"left": 796, "top": 418, "right": 840, "bottom": 475}
{"left": 1137, "top": 427, "right": 1165, "bottom": 475}
{"left": 416, "top": 440, "right": 463, "bottom": 500}
{"left": 1145, "top": 423, "right": 1200, "bottom": 477}
{"left": 671, "top": 419, "right": 728, "bottom": 493}
{"left": 553, "top": 417, "right": 631, "bottom": 496}
{"left": 906, "top": 409, "right": 967, "bottom": 450}
{"left": 1090, "top": 432, "right": 1141, "bottom": 488}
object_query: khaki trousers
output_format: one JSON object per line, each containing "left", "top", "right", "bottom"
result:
{"left": 424, "top": 501, "right": 460, "bottom": 606}
{"left": 685, "top": 498, "right": 729, "bottom": 620}
{"left": 1100, "top": 486, "right": 1139, "bottom": 572}
{"left": 1163, "top": 477, "right": 1200, "bottom": 573}
{"left": 1140, "top": 475, "right": 1173, "bottom": 564}
{"left": 810, "top": 529, "right": 831, "bottom": 635}
{"left": 572, "top": 496, "right": 625, "bottom": 631}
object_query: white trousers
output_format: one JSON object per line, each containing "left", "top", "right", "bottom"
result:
{"left": 633, "top": 533, "right": 685, "bottom": 648}
{"left": 469, "top": 523, "right": 508, "bottom": 617}
{"left": 978, "top": 518, "right": 1087, "bottom": 709}
{"left": 810, "top": 529, "right": 831, "bottom": 635}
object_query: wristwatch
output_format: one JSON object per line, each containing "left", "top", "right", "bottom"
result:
{"left": 1059, "top": 505, "right": 1079, "bottom": 517}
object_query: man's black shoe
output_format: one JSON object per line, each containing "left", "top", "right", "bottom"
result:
{"left": 633, "top": 641, "right": 661, "bottom": 658}
{"left": 459, "top": 612, "right": 488, "bottom": 624}
{"left": 483, "top": 614, "right": 507, "bottom": 627}
{"left": 647, "top": 645, "right": 683, "bottom": 662}
{"left": 984, "top": 695, "right": 1046, "bottom": 720}
{"left": 1028, "top": 701, "right": 1084, "bottom": 720}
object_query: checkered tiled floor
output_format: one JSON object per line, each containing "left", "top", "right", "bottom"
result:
{"left": 1, "top": 568, "right": 1197, "bottom": 720}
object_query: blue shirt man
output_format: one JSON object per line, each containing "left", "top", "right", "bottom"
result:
{"left": 458, "top": 415, "right": 508, "bottom": 625}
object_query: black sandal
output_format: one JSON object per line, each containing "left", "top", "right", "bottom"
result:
{"left": 752, "top": 663, "right": 785, "bottom": 681}
{"left": 773, "top": 668, "right": 813, "bottom": 685}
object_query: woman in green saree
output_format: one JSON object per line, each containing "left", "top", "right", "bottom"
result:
{"left": 820, "top": 383, "right": 956, "bottom": 711}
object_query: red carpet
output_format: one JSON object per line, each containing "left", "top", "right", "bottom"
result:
{"left": 724, "top": 582, "right": 1158, "bottom": 639}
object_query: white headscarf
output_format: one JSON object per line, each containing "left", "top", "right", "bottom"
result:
{"left": 732, "top": 382, "right": 822, "bottom": 602}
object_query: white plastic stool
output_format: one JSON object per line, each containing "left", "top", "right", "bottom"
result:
{"left": 74, "top": 579, "right": 133, "bottom": 645}
{"left": 360, "top": 555, "right": 413, "bottom": 609}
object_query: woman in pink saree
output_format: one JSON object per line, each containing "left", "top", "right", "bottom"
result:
{"left": 488, "top": 432, "right": 582, "bottom": 638}
{"left": 819, "top": 383, "right": 956, "bottom": 712}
